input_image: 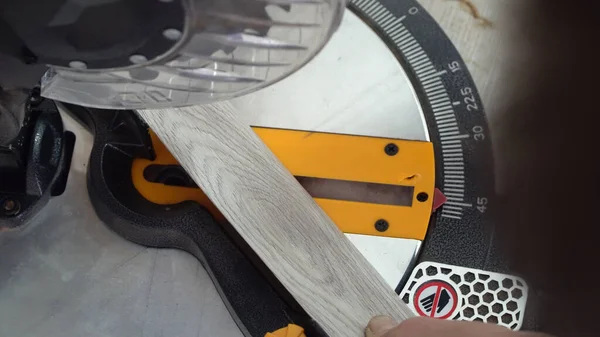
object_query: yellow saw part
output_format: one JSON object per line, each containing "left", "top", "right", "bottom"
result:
{"left": 132, "top": 128, "right": 435, "bottom": 240}
{"left": 265, "top": 324, "right": 306, "bottom": 337}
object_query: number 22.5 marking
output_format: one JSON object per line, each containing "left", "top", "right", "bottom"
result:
{"left": 460, "top": 87, "right": 479, "bottom": 112}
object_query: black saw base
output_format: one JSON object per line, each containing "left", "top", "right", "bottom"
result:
{"left": 63, "top": 104, "right": 326, "bottom": 337}
{"left": 0, "top": 88, "right": 74, "bottom": 229}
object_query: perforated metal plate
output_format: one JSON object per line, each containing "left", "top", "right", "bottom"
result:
{"left": 400, "top": 262, "right": 528, "bottom": 330}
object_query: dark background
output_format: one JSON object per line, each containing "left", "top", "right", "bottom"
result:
{"left": 493, "top": 2, "right": 600, "bottom": 336}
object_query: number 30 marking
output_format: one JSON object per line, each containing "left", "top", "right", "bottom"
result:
{"left": 473, "top": 126, "right": 485, "bottom": 141}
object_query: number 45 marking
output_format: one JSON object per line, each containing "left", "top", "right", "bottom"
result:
{"left": 477, "top": 197, "right": 488, "bottom": 213}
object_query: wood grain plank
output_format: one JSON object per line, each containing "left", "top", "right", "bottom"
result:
{"left": 137, "top": 103, "right": 414, "bottom": 337}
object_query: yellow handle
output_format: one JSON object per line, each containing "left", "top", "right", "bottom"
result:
{"left": 265, "top": 324, "right": 306, "bottom": 337}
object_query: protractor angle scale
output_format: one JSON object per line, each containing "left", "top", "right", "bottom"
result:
{"left": 349, "top": 0, "right": 529, "bottom": 329}
{"left": 350, "top": 0, "right": 497, "bottom": 275}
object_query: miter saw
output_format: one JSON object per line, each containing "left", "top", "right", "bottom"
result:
{"left": 0, "top": 0, "right": 534, "bottom": 336}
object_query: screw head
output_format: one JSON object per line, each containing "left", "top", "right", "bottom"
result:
{"left": 3, "top": 200, "right": 15, "bottom": 211}
{"left": 374, "top": 219, "right": 389, "bottom": 232}
{"left": 163, "top": 28, "right": 182, "bottom": 41}
{"left": 129, "top": 54, "right": 148, "bottom": 64}
{"left": 2, "top": 199, "right": 20, "bottom": 216}
{"left": 69, "top": 60, "right": 87, "bottom": 69}
{"left": 385, "top": 143, "right": 399, "bottom": 156}
{"left": 417, "top": 192, "right": 429, "bottom": 202}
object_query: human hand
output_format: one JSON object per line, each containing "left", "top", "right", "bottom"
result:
{"left": 365, "top": 316, "right": 552, "bottom": 337}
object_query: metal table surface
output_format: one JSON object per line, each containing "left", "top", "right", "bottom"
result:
{"left": 0, "top": 115, "right": 242, "bottom": 337}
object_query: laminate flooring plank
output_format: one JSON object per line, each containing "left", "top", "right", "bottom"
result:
{"left": 137, "top": 103, "right": 415, "bottom": 337}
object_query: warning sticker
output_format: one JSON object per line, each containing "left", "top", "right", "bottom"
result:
{"left": 413, "top": 280, "right": 459, "bottom": 319}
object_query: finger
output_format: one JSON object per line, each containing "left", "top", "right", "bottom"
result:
{"left": 393, "top": 317, "right": 509, "bottom": 336}
{"left": 389, "top": 317, "right": 552, "bottom": 337}
{"left": 365, "top": 316, "right": 398, "bottom": 337}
